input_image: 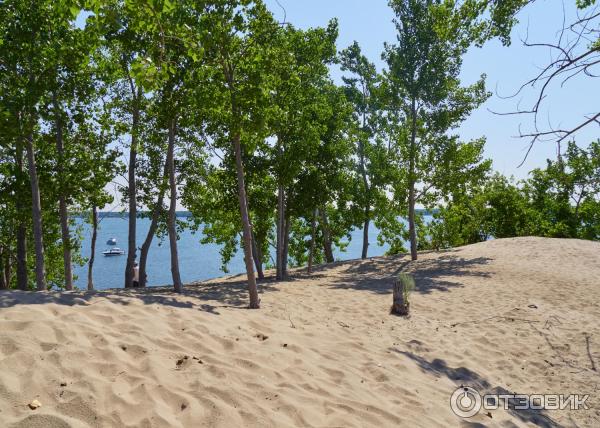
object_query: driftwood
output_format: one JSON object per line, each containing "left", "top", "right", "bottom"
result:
{"left": 391, "top": 273, "right": 414, "bottom": 316}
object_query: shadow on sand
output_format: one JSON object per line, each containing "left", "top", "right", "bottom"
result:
{"left": 392, "top": 349, "right": 561, "bottom": 428}
{"left": 0, "top": 278, "right": 279, "bottom": 314}
{"left": 0, "top": 250, "right": 491, "bottom": 310}
{"left": 312, "top": 250, "right": 493, "bottom": 295}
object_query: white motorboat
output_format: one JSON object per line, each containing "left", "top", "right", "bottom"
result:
{"left": 103, "top": 247, "right": 125, "bottom": 256}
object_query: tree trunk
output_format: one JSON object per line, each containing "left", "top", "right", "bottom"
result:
{"left": 282, "top": 211, "right": 290, "bottom": 279}
{"left": 391, "top": 276, "right": 411, "bottom": 316}
{"left": 408, "top": 182, "right": 417, "bottom": 260}
{"left": 358, "top": 130, "right": 370, "bottom": 259}
{"left": 251, "top": 227, "right": 264, "bottom": 280}
{"left": 139, "top": 193, "right": 165, "bottom": 289}
{"left": 139, "top": 143, "right": 170, "bottom": 289}
{"left": 15, "top": 140, "right": 28, "bottom": 291}
{"left": 244, "top": 192, "right": 264, "bottom": 280}
{"left": 125, "top": 102, "right": 139, "bottom": 289}
{"left": 4, "top": 254, "right": 12, "bottom": 288}
{"left": 58, "top": 198, "right": 72, "bottom": 289}
{"left": 276, "top": 184, "right": 285, "bottom": 280}
{"left": 139, "top": 199, "right": 163, "bottom": 289}
{"left": 138, "top": 212, "right": 159, "bottom": 289}
{"left": 362, "top": 216, "right": 370, "bottom": 260}
{"left": 87, "top": 205, "right": 98, "bottom": 290}
{"left": 166, "top": 119, "right": 183, "bottom": 293}
{"left": 0, "top": 249, "right": 6, "bottom": 290}
{"left": 408, "top": 98, "right": 418, "bottom": 261}
{"left": 25, "top": 132, "right": 46, "bottom": 291}
{"left": 307, "top": 208, "right": 318, "bottom": 273}
{"left": 233, "top": 132, "right": 259, "bottom": 308}
{"left": 320, "top": 209, "right": 334, "bottom": 263}
{"left": 53, "top": 93, "right": 73, "bottom": 290}
{"left": 16, "top": 222, "right": 27, "bottom": 290}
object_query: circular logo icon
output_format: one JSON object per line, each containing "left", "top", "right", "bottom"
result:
{"left": 450, "top": 386, "right": 482, "bottom": 418}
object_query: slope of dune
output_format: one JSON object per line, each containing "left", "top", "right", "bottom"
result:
{"left": 0, "top": 237, "right": 599, "bottom": 427}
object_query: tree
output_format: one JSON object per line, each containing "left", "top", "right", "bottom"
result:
{"left": 92, "top": 0, "right": 152, "bottom": 289}
{"left": 383, "top": 0, "right": 490, "bottom": 260}
{"left": 286, "top": 82, "right": 355, "bottom": 267}
{"left": 0, "top": 0, "right": 89, "bottom": 290}
{"left": 44, "top": 4, "right": 100, "bottom": 291}
{"left": 267, "top": 21, "right": 338, "bottom": 278}
{"left": 340, "top": 41, "right": 389, "bottom": 259}
{"left": 135, "top": 114, "right": 169, "bottom": 288}
{"left": 0, "top": 64, "right": 29, "bottom": 290}
{"left": 525, "top": 141, "right": 600, "bottom": 239}
{"left": 132, "top": 0, "right": 194, "bottom": 293}
{"left": 0, "top": 154, "right": 18, "bottom": 289}
{"left": 428, "top": 140, "right": 600, "bottom": 246}
{"left": 196, "top": 0, "right": 280, "bottom": 308}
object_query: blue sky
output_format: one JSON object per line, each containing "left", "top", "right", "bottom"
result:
{"left": 264, "top": 0, "right": 599, "bottom": 179}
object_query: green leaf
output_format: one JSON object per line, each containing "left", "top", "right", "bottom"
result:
{"left": 69, "top": 5, "right": 80, "bottom": 19}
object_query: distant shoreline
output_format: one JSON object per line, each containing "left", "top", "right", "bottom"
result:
{"left": 71, "top": 211, "right": 194, "bottom": 219}
{"left": 72, "top": 209, "right": 439, "bottom": 219}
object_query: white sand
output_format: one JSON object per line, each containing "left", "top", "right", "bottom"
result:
{"left": 0, "top": 237, "right": 599, "bottom": 427}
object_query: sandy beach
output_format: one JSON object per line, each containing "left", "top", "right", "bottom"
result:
{"left": 0, "top": 237, "right": 599, "bottom": 427}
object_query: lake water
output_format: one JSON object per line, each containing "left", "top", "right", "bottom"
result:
{"left": 73, "top": 216, "right": 424, "bottom": 290}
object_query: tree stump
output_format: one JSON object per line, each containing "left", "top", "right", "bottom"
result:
{"left": 391, "top": 274, "right": 414, "bottom": 316}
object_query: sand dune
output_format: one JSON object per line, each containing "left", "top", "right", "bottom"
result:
{"left": 0, "top": 237, "right": 599, "bottom": 427}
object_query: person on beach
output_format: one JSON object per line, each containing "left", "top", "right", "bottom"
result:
{"left": 133, "top": 262, "right": 139, "bottom": 288}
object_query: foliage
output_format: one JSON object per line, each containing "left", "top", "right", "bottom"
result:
{"left": 381, "top": 0, "right": 491, "bottom": 259}
{"left": 397, "top": 273, "right": 415, "bottom": 303}
{"left": 427, "top": 141, "right": 600, "bottom": 248}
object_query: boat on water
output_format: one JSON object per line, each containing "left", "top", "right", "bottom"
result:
{"left": 106, "top": 238, "right": 117, "bottom": 245}
{"left": 103, "top": 247, "right": 125, "bottom": 256}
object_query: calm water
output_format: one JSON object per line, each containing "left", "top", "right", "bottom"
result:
{"left": 73, "top": 216, "right": 426, "bottom": 290}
